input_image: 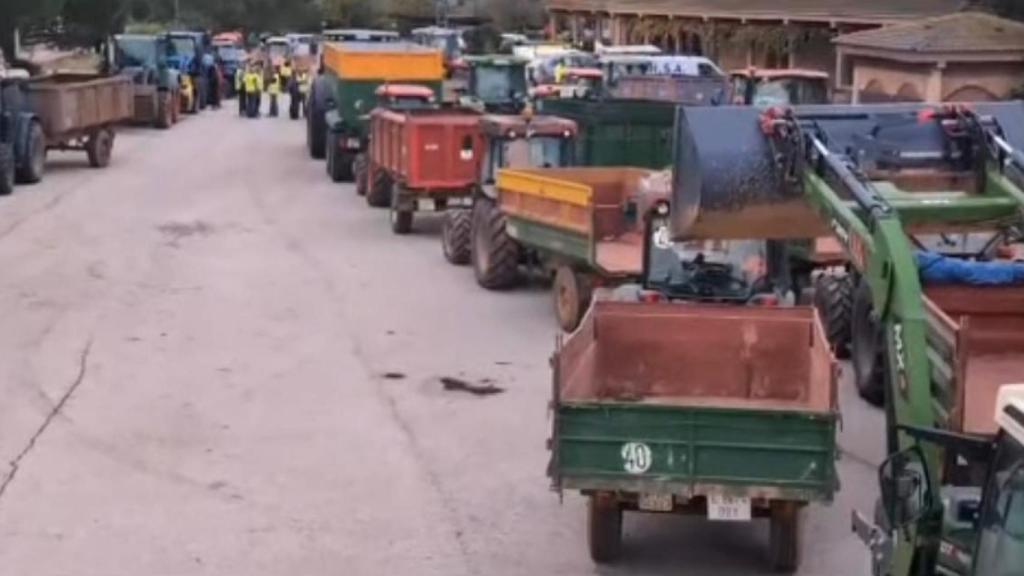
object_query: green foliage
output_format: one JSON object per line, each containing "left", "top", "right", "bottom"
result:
{"left": 323, "top": 0, "right": 382, "bottom": 28}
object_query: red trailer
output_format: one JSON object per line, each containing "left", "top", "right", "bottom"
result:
{"left": 364, "top": 85, "right": 484, "bottom": 234}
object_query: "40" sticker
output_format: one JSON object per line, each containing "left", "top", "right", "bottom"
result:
{"left": 621, "top": 442, "right": 653, "bottom": 474}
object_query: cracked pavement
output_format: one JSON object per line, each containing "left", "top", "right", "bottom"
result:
{"left": 0, "top": 107, "right": 884, "bottom": 575}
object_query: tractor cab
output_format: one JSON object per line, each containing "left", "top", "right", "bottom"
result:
{"left": 111, "top": 35, "right": 177, "bottom": 88}
{"left": 478, "top": 113, "right": 576, "bottom": 185}
{"left": 460, "top": 56, "right": 529, "bottom": 114}
{"left": 374, "top": 84, "right": 437, "bottom": 111}
{"left": 729, "top": 68, "right": 830, "bottom": 106}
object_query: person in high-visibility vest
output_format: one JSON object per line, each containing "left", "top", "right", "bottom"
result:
{"left": 266, "top": 67, "right": 282, "bottom": 118}
{"left": 297, "top": 69, "right": 310, "bottom": 118}
{"left": 244, "top": 65, "right": 263, "bottom": 118}
{"left": 279, "top": 60, "right": 293, "bottom": 107}
{"left": 289, "top": 67, "right": 309, "bottom": 120}
{"left": 235, "top": 67, "right": 247, "bottom": 117}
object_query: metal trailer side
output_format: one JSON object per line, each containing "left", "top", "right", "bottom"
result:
{"left": 22, "top": 73, "right": 133, "bottom": 169}
{"left": 551, "top": 299, "right": 838, "bottom": 570}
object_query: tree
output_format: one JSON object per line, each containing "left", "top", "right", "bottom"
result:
{"left": 1, "top": 0, "right": 65, "bottom": 61}
{"left": 323, "top": 0, "right": 381, "bottom": 28}
{"left": 61, "top": 0, "right": 131, "bottom": 48}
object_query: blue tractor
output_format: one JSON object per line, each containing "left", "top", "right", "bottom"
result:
{"left": 166, "top": 31, "right": 212, "bottom": 113}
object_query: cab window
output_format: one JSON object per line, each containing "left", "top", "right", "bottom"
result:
{"left": 974, "top": 434, "right": 1024, "bottom": 576}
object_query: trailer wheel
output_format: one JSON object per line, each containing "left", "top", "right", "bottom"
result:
{"left": 813, "top": 272, "right": 853, "bottom": 359}
{"left": 353, "top": 154, "right": 368, "bottom": 196}
{"left": 326, "top": 134, "right": 351, "bottom": 182}
{"left": 553, "top": 266, "right": 592, "bottom": 332}
{"left": 389, "top": 184, "right": 414, "bottom": 235}
{"left": 587, "top": 494, "right": 623, "bottom": 564}
{"left": 171, "top": 91, "right": 181, "bottom": 124}
{"left": 471, "top": 197, "right": 520, "bottom": 290}
{"left": 0, "top": 143, "right": 15, "bottom": 196}
{"left": 155, "top": 92, "right": 173, "bottom": 129}
{"left": 768, "top": 502, "right": 801, "bottom": 573}
{"left": 16, "top": 121, "right": 46, "bottom": 184}
{"left": 86, "top": 129, "right": 114, "bottom": 168}
{"left": 442, "top": 209, "right": 472, "bottom": 265}
{"left": 366, "top": 167, "right": 392, "bottom": 208}
{"left": 852, "top": 280, "right": 885, "bottom": 406}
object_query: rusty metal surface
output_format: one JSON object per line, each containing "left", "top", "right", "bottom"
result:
{"left": 925, "top": 285, "right": 1024, "bottom": 434}
{"left": 558, "top": 300, "right": 836, "bottom": 412}
{"left": 369, "top": 108, "right": 483, "bottom": 192}
{"left": 24, "top": 73, "right": 134, "bottom": 140}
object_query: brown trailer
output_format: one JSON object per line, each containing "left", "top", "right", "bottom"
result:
{"left": 24, "top": 73, "right": 134, "bottom": 168}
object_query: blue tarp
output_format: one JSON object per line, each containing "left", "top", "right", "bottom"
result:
{"left": 917, "top": 251, "right": 1024, "bottom": 285}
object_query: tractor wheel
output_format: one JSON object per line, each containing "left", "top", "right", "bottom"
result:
{"left": 587, "top": 494, "right": 623, "bottom": 564}
{"left": 155, "top": 92, "right": 173, "bottom": 129}
{"left": 813, "top": 272, "right": 853, "bottom": 359}
{"left": 389, "top": 184, "right": 414, "bottom": 235}
{"left": 442, "top": 209, "right": 472, "bottom": 265}
{"left": 0, "top": 143, "right": 15, "bottom": 196}
{"left": 768, "top": 501, "right": 802, "bottom": 573}
{"left": 852, "top": 280, "right": 886, "bottom": 406}
{"left": 171, "top": 91, "right": 181, "bottom": 124}
{"left": 326, "top": 133, "right": 350, "bottom": 183}
{"left": 307, "top": 78, "right": 329, "bottom": 159}
{"left": 16, "top": 121, "right": 46, "bottom": 184}
{"left": 471, "top": 197, "right": 520, "bottom": 290}
{"left": 86, "top": 128, "right": 114, "bottom": 168}
{"left": 366, "top": 167, "right": 392, "bottom": 208}
{"left": 353, "top": 154, "right": 368, "bottom": 196}
{"left": 554, "top": 266, "right": 593, "bottom": 332}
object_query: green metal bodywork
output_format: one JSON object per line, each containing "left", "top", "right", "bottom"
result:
{"left": 794, "top": 120, "right": 1024, "bottom": 576}
{"left": 553, "top": 402, "right": 838, "bottom": 502}
{"left": 537, "top": 98, "right": 675, "bottom": 168}
{"left": 324, "top": 75, "right": 443, "bottom": 144}
{"left": 505, "top": 217, "right": 592, "bottom": 270}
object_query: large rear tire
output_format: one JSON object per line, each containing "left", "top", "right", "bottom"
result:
{"left": 768, "top": 501, "right": 802, "bottom": 573}
{"left": 0, "top": 143, "right": 15, "bottom": 196}
{"left": 16, "top": 121, "right": 46, "bottom": 184}
{"left": 307, "top": 78, "right": 329, "bottom": 160}
{"left": 852, "top": 280, "right": 885, "bottom": 406}
{"left": 366, "top": 166, "right": 392, "bottom": 208}
{"left": 813, "top": 272, "right": 853, "bottom": 359}
{"left": 587, "top": 495, "right": 623, "bottom": 564}
{"left": 326, "top": 133, "right": 352, "bottom": 182}
{"left": 471, "top": 197, "right": 520, "bottom": 290}
{"left": 442, "top": 209, "right": 472, "bottom": 265}
{"left": 554, "top": 266, "right": 592, "bottom": 332}
{"left": 86, "top": 128, "right": 114, "bottom": 168}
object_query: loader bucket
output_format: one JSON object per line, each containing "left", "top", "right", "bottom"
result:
{"left": 671, "top": 102, "right": 1024, "bottom": 241}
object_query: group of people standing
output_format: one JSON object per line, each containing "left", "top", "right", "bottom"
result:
{"left": 235, "top": 59, "right": 310, "bottom": 120}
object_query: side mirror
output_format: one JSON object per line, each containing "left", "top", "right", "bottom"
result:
{"left": 879, "top": 446, "right": 935, "bottom": 529}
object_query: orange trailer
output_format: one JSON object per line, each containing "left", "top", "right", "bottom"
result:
{"left": 365, "top": 85, "right": 483, "bottom": 234}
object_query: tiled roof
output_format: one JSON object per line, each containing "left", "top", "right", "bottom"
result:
{"left": 834, "top": 11, "right": 1024, "bottom": 53}
{"left": 546, "top": 0, "right": 967, "bottom": 24}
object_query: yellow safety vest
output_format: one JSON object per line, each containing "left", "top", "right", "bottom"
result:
{"left": 244, "top": 72, "right": 262, "bottom": 93}
{"left": 268, "top": 74, "right": 281, "bottom": 95}
{"left": 280, "top": 64, "right": 293, "bottom": 80}
{"left": 297, "top": 72, "right": 310, "bottom": 95}
{"left": 235, "top": 69, "right": 244, "bottom": 91}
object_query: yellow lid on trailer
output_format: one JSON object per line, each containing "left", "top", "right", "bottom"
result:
{"left": 322, "top": 43, "right": 444, "bottom": 81}
{"left": 997, "top": 384, "right": 1024, "bottom": 444}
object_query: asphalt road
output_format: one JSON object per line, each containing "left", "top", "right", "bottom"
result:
{"left": 0, "top": 105, "right": 885, "bottom": 575}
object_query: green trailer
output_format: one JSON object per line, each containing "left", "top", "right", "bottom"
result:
{"left": 306, "top": 42, "right": 445, "bottom": 180}
{"left": 552, "top": 299, "right": 839, "bottom": 571}
{"left": 537, "top": 98, "right": 676, "bottom": 168}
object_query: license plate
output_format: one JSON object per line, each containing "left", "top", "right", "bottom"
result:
{"left": 638, "top": 493, "right": 673, "bottom": 512}
{"left": 345, "top": 138, "right": 361, "bottom": 149}
{"left": 707, "top": 495, "right": 751, "bottom": 522}
{"left": 417, "top": 198, "right": 437, "bottom": 212}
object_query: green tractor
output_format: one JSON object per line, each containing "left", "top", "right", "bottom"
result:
{"left": 673, "top": 102, "right": 1024, "bottom": 576}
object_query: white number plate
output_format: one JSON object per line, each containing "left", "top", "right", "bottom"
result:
{"left": 707, "top": 495, "right": 751, "bottom": 522}
{"left": 345, "top": 138, "right": 361, "bottom": 149}
{"left": 417, "top": 198, "right": 437, "bottom": 212}
{"left": 638, "top": 493, "right": 673, "bottom": 512}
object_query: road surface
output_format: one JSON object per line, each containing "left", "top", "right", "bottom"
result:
{"left": 0, "top": 106, "right": 883, "bottom": 575}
